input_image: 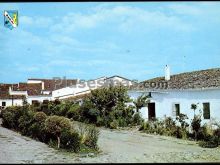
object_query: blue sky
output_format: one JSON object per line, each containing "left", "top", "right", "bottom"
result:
{"left": 1, "top": 2, "right": 220, "bottom": 83}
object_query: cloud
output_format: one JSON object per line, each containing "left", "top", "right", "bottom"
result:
{"left": 168, "top": 4, "right": 203, "bottom": 16}
{"left": 20, "top": 16, "right": 53, "bottom": 28}
{"left": 168, "top": 2, "right": 220, "bottom": 23}
{"left": 50, "top": 5, "right": 194, "bottom": 34}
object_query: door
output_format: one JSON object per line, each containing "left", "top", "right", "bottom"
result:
{"left": 148, "top": 103, "right": 156, "bottom": 120}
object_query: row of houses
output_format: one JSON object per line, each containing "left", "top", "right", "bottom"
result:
{"left": 0, "top": 78, "right": 76, "bottom": 107}
{"left": 0, "top": 75, "right": 133, "bottom": 107}
{"left": 1, "top": 66, "right": 220, "bottom": 123}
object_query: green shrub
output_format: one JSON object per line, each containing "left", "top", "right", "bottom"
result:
{"left": 214, "top": 128, "right": 220, "bottom": 137}
{"left": 66, "top": 104, "right": 80, "bottom": 120}
{"left": 132, "top": 112, "right": 144, "bottom": 126}
{"left": 83, "top": 125, "right": 100, "bottom": 149}
{"left": 18, "top": 109, "right": 35, "bottom": 136}
{"left": 40, "top": 103, "right": 49, "bottom": 114}
{"left": 110, "top": 120, "right": 119, "bottom": 129}
{"left": 1, "top": 106, "right": 24, "bottom": 129}
{"left": 45, "top": 115, "right": 72, "bottom": 148}
{"left": 29, "top": 122, "right": 50, "bottom": 142}
{"left": 118, "top": 117, "right": 127, "bottom": 127}
{"left": 60, "top": 129, "right": 81, "bottom": 152}
{"left": 176, "top": 113, "right": 189, "bottom": 129}
{"left": 48, "top": 139, "right": 58, "bottom": 149}
{"left": 139, "top": 122, "right": 145, "bottom": 131}
{"left": 199, "top": 136, "right": 219, "bottom": 148}
{"left": 1, "top": 109, "right": 16, "bottom": 129}
{"left": 191, "top": 115, "right": 202, "bottom": 140}
{"left": 196, "top": 125, "right": 211, "bottom": 141}
{"left": 29, "top": 112, "right": 48, "bottom": 142}
{"left": 34, "top": 112, "right": 47, "bottom": 123}
{"left": 96, "top": 116, "right": 105, "bottom": 127}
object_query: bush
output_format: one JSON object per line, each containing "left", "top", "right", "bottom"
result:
{"left": 83, "top": 125, "right": 100, "bottom": 149}
{"left": 40, "top": 103, "right": 49, "bottom": 114}
{"left": 118, "top": 117, "right": 127, "bottom": 127}
{"left": 1, "top": 106, "right": 24, "bottom": 129}
{"left": 199, "top": 136, "right": 219, "bottom": 148}
{"left": 132, "top": 112, "right": 144, "bottom": 126}
{"left": 1, "top": 109, "right": 16, "bottom": 129}
{"left": 110, "top": 120, "right": 119, "bottom": 129}
{"left": 66, "top": 104, "right": 80, "bottom": 120}
{"left": 18, "top": 109, "right": 35, "bottom": 136}
{"left": 45, "top": 115, "right": 72, "bottom": 148}
{"left": 191, "top": 115, "right": 202, "bottom": 140}
{"left": 29, "top": 112, "right": 49, "bottom": 142}
{"left": 29, "top": 122, "right": 51, "bottom": 143}
{"left": 60, "top": 129, "right": 81, "bottom": 152}
{"left": 176, "top": 113, "right": 189, "bottom": 129}
{"left": 214, "top": 128, "right": 220, "bottom": 137}
{"left": 75, "top": 122, "right": 100, "bottom": 150}
{"left": 96, "top": 116, "right": 105, "bottom": 127}
{"left": 34, "top": 112, "right": 47, "bottom": 123}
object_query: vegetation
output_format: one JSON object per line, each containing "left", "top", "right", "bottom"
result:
{"left": 2, "top": 86, "right": 219, "bottom": 151}
{"left": 45, "top": 115, "right": 72, "bottom": 149}
{"left": 1, "top": 105, "right": 99, "bottom": 153}
{"left": 140, "top": 108, "right": 220, "bottom": 148}
{"left": 133, "top": 94, "right": 150, "bottom": 113}
{"left": 69, "top": 85, "right": 144, "bottom": 128}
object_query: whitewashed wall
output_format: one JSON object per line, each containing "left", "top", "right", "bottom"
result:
{"left": 128, "top": 89, "right": 220, "bottom": 124}
{"left": 27, "top": 95, "right": 52, "bottom": 104}
{"left": 0, "top": 99, "right": 23, "bottom": 107}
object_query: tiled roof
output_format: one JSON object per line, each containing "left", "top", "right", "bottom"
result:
{"left": 62, "top": 93, "right": 91, "bottom": 101}
{"left": 137, "top": 68, "right": 220, "bottom": 90}
{"left": 28, "top": 78, "right": 77, "bottom": 91}
{"left": 0, "top": 84, "right": 23, "bottom": 99}
{"left": 18, "top": 83, "right": 42, "bottom": 96}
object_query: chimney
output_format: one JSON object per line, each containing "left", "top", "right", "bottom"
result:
{"left": 42, "top": 81, "right": 45, "bottom": 90}
{"left": 165, "top": 65, "right": 170, "bottom": 81}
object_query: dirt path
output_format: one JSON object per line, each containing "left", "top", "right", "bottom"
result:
{"left": 0, "top": 123, "right": 220, "bottom": 163}
{"left": 95, "top": 128, "right": 220, "bottom": 163}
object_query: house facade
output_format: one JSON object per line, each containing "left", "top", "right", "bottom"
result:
{"left": 129, "top": 67, "right": 220, "bottom": 125}
{"left": 52, "top": 75, "right": 135, "bottom": 101}
{"left": 0, "top": 78, "right": 77, "bottom": 108}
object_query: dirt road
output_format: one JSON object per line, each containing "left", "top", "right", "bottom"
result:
{"left": 0, "top": 123, "right": 220, "bottom": 163}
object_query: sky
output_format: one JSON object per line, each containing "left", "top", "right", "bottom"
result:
{"left": 0, "top": 2, "right": 220, "bottom": 83}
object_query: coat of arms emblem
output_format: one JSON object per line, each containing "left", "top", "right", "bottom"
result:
{"left": 4, "top": 10, "right": 18, "bottom": 30}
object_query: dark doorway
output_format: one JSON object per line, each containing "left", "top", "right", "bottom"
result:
{"left": 148, "top": 103, "right": 156, "bottom": 120}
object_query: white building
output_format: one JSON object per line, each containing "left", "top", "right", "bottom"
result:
{"left": 129, "top": 67, "right": 220, "bottom": 124}
{"left": 52, "top": 75, "right": 135, "bottom": 101}
{"left": 0, "top": 78, "right": 77, "bottom": 107}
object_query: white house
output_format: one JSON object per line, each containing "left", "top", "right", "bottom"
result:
{"left": 52, "top": 75, "right": 135, "bottom": 101}
{"left": 129, "top": 66, "right": 220, "bottom": 125}
{"left": 0, "top": 78, "right": 77, "bottom": 107}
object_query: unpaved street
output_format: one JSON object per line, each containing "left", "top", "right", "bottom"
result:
{"left": 0, "top": 123, "right": 220, "bottom": 163}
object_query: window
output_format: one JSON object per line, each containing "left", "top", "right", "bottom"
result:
{"left": 2, "top": 102, "right": 6, "bottom": 106}
{"left": 172, "top": 103, "right": 180, "bottom": 116}
{"left": 175, "top": 104, "right": 180, "bottom": 116}
{"left": 203, "top": 103, "right": 210, "bottom": 119}
{"left": 32, "top": 100, "right": 40, "bottom": 106}
{"left": 43, "top": 100, "right": 49, "bottom": 104}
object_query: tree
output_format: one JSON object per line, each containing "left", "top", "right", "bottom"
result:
{"left": 90, "top": 85, "right": 130, "bottom": 117}
{"left": 45, "top": 115, "right": 71, "bottom": 148}
{"left": 133, "top": 94, "right": 151, "bottom": 113}
{"left": 82, "top": 85, "right": 131, "bottom": 127}
{"left": 191, "top": 114, "right": 202, "bottom": 141}
{"left": 191, "top": 103, "right": 198, "bottom": 117}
